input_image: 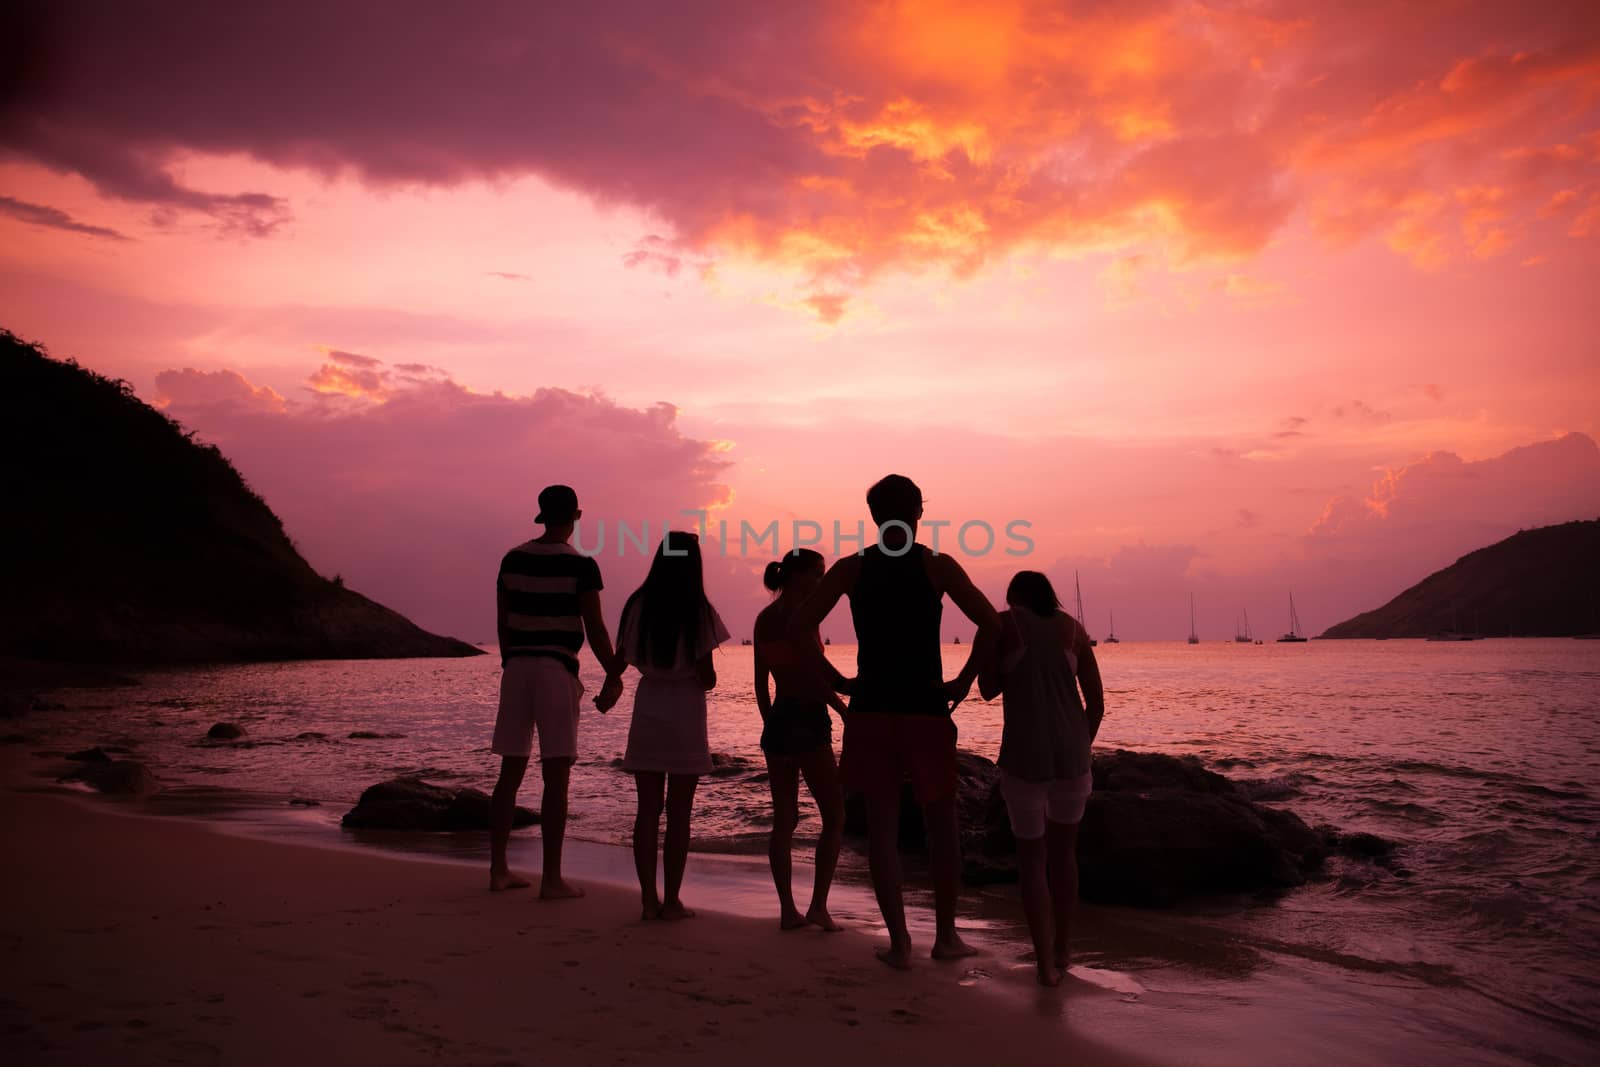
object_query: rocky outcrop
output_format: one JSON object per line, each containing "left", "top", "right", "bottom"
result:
{"left": 0, "top": 329, "right": 485, "bottom": 665}
{"left": 206, "top": 722, "right": 246, "bottom": 740}
{"left": 1321, "top": 513, "right": 1600, "bottom": 638}
{"left": 341, "top": 777, "right": 538, "bottom": 831}
{"left": 844, "top": 749, "right": 1383, "bottom": 907}
{"left": 61, "top": 759, "right": 158, "bottom": 795}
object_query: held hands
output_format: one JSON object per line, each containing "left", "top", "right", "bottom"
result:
{"left": 593, "top": 674, "right": 624, "bottom": 713}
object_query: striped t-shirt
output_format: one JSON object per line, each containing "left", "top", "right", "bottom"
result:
{"left": 497, "top": 540, "right": 603, "bottom": 675}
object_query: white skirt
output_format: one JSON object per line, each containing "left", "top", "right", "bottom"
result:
{"left": 622, "top": 675, "right": 711, "bottom": 776}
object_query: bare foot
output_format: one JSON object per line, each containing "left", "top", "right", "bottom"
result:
{"left": 538, "top": 878, "right": 586, "bottom": 901}
{"left": 805, "top": 906, "right": 843, "bottom": 932}
{"left": 875, "top": 944, "right": 913, "bottom": 971}
{"left": 931, "top": 932, "right": 979, "bottom": 960}
{"left": 640, "top": 904, "right": 661, "bottom": 921}
{"left": 489, "top": 870, "right": 531, "bottom": 892}
{"left": 1036, "top": 964, "right": 1062, "bottom": 988}
{"left": 780, "top": 908, "right": 809, "bottom": 931}
{"left": 657, "top": 901, "right": 697, "bottom": 921}
{"left": 1054, "top": 948, "right": 1070, "bottom": 973}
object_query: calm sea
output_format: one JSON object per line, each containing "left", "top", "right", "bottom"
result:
{"left": 19, "top": 639, "right": 1600, "bottom": 1063}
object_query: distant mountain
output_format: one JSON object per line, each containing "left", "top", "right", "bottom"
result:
{"left": 0, "top": 330, "right": 483, "bottom": 664}
{"left": 1320, "top": 519, "right": 1600, "bottom": 638}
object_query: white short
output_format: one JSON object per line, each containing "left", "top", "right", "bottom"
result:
{"left": 999, "top": 769, "right": 1094, "bottom": 839}
{"left": 491, "top": 657, "right": 583, "bottom": 761}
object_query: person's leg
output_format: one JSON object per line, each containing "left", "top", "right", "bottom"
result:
{"left": 537, "top": 756, "right": 583, "bottom": 899}
{"left": 766, "top": 755, "right": 805, "bottom": 929}
{"left": 489, "top": 755, "right": 531, "bottom": 890}
{"left": 1046, "top": 819, "right": 1080, "bottom": 972}
{"left": 864, "top": 784, "right": 911, "bottom": 968}
{"left": 659, "top": 774, "right": 700, "bottom": 920}
{"left": 797, "top": 745, "right": 844, "bottom": 931}
{"left": 1017, "top": 834, "right": 1058, "bottom": 986}
{"left": 633, "top": 772, "right": 666, "bottom": 919}
{"left": 913, "top": 717, "right": 974, "bottom": 960}
{"left": 923, "top": 790, "right": 976, "bottom": 959}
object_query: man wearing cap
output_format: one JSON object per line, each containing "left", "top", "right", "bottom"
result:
{"left": 489, "top": 484, "right": 623, "bottom": 896}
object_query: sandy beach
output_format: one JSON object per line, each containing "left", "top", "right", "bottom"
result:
{"left": 0, "top": 773, "right": 1165, "bottom": 1066}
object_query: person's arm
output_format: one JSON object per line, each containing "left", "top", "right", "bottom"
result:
{"left": 1071, "top": 617, "right": 1105, "bottom": 741}
{"left": 580, "top": 590, "right": 618, "bottom": 675}
{"left": 754, "top": 646, "right": 773, "bottom": 721}
{"left": 496, "top": 580, "right": 511, "bottom": 666}
{"left": 932, "top": 554, "right": 1001, "bottom": 709}
{"left": 696, "top": 651, "right": 717, "bottom": 692}
{"left": 788, "top": 556, "right": 859, "bottom": 693}
{"left": 978, "top": 610, "right": 1017, "bottom": 701}
{"left": 581, "top": 589, "right": 624, "bottom": 712}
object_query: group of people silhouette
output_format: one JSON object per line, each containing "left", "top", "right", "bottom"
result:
{"left": 487, "top": 475, "right": 1105, "bottom": 985}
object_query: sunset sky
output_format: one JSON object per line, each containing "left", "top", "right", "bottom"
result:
{"left": 3, "top": 1, "right": 1598, "bottom": 641}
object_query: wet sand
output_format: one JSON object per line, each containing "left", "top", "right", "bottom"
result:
{"left": 0, "top": 781, "right": 1162, "bottom": 1067}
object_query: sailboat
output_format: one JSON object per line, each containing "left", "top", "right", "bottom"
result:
{"left": 1102, "top": 610, "right": 1120, "bottom": 644}
{"left": 1187, "top": 594, "right": 1200, "bottom": 644}
{"left": 1277, "top": 594, "right": 1308, "bottom": 642}
{"left": 1234, "top": 609, "right": 1253, "bottom": 643}
{"left": 1075, "top": 571, "right": 1097, "bottom": 647}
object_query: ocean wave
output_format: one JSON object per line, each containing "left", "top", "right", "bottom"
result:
{"left": 1237, "top": 774, "right": 1311, "bottom": 801}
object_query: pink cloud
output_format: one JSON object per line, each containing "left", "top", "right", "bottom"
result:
{"left": 327, "top": 349, "right": 381, "bottom": 368}
{"left": 0, "top": 195, "right": 128, "bottom": 240}
{"left": 1302, "top": 433, "right": 1600, "bottom": 620}
{"left": 153, "top": 367, "right": 286, "bottom": 414}
{"left": 158, "top": 364, "right": 733, "bottom": 641}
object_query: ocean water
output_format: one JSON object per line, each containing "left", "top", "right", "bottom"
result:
{"left": 17, "top": 639, "right": 1600, "bottom": 1062}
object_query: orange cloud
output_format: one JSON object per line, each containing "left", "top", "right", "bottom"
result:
{"left": 5, "top": 1, "right": 1597, "bottom": 287}
{"left": 306, "top": 363, "right": 389, "bottom": 401}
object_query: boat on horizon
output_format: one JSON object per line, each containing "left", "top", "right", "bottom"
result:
{"left": 1427, "top": 610, "right": 1483, "bottom": 641}
{"left": 1075, "top": 571, "right": 1097, "bottom": 647}
{"left": 1235, "top": 608, "right": 1253, "bottom": 643}
{"left": 1187, "top": 594, "right": 1199, "bottom": 644}
{"left": 1103, "top": 609, "right": 1120, "bottom": 644}
{"left": 1278, "top": 594, "right": 1308, "bottom": 642}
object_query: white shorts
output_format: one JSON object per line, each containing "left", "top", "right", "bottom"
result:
{"left": 491, "top": 657, "right": 583, "bottom": 761}
{"left": 999, "top": 769, "right": 1094, "bottom": 839}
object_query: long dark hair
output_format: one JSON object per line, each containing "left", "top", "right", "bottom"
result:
{"left": 622, "top": 531, "right": 714, "bottom": 670}
{"left": 762, "top": 548, "right": 824, "bottom": 593}
{"left": 1007, "top": 570, "right": 1062, "bottom": 617}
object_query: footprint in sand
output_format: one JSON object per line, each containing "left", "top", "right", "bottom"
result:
{"left": 957, "top": 967, "right": 993, "bottom": 987}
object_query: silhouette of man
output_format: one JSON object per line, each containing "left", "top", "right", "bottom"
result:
{"left": 489, "top": 484, "right": 621, "bottom": 896}
{"left": 792, "top": 474, "right": 1000, "bottom": 967}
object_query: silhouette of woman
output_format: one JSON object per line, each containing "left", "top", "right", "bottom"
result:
{"left": 979, "top": 570, "right": 1105, "bottom": 985}
{"left": 754, "top": 549, "right": 850, "bottom": 931}
{"left": 608, "top": 532, "right": 729, "bottom": 920}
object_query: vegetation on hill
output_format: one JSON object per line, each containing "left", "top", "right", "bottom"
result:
{"left": 0, "top": 329, "right": 483, "bottom": 664}
{"left": 1320, "top": 519, "right": 1600, "bottom": 638}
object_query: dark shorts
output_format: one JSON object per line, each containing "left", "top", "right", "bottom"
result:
{"left": 840, "top": 712, "right": 957, "bottom": 804}
{"left": 761, "top": 697, "right": 833, "bottom": 757}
